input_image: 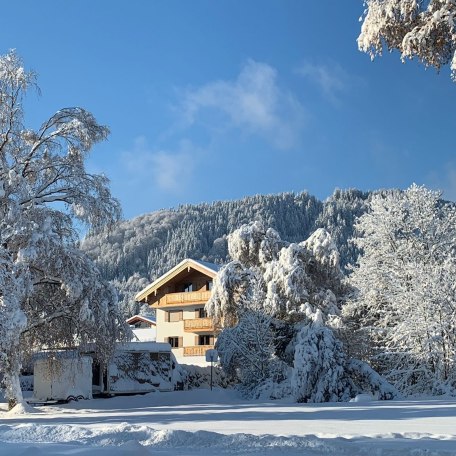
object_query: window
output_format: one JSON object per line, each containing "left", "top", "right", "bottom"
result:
{"left": 134, "top": 321, "right": 149, "bottom": 328}
{"left": 166, "top": 310, "right": 183, "bottom": 322}
{"left": 206, "top": 281, "right": 213, "bottom": 291}
{"left": 196, "top": 308, "right": 207, "bottom": 318}
{"left": 168, "top": 336, "right": 182, "bottom": 348}
{"left": 182, "top": 282, "right": 193, "bottom": 292}
{"left": 198, "top": 335, "right": 214, "bottom": 346}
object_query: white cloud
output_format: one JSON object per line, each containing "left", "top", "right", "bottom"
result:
{"left": 296, "top": 61, "right": 354, "bottom": 103}
{"left": 122, "top": 137, "right": 198, "bottom": 194}
{"left": 179, "top": 60, "right": 306, "bottom": 150}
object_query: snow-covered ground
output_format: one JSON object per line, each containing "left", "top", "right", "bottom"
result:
{"left": 1, "top": 389, "right": 456, "bottom": 455}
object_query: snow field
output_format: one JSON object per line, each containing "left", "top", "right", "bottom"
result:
{"left": 1, "top": 389, "right": 456, "bottom": 455}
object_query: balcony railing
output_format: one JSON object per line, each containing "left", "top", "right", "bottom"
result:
{"left": 184, "top": 317, "right": 214, "bottom": 332}
{"left": 183, "top": 345, "right": 214, "bottom": 357}
{"left": 157, "top": 290, "right": 212, "bottom": 307}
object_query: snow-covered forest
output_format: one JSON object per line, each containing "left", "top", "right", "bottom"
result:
{"left": 81, "top": 188, "right": 373, "bottom": 315}
{"left": 83, "top": 184, "right": 456, "bottom": 399}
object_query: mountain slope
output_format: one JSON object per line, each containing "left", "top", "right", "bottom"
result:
{"left": 81, "top": 189, "right": 372, "bottom": 314}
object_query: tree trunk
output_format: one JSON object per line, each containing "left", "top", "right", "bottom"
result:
{"left": 4, "top": 370, "right": 24, "bottom": 410}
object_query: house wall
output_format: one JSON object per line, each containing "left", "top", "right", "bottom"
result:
{"left": 156, "top": 307, "right": 184, "bottom": 344}
{"left": 156, "top": 304, "right": 215, "bottom": 366}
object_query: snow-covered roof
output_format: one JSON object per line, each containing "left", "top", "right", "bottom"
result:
{"left": 126, "top": 315, "right": 156, "bottom": 326}
{"left": 135, "top": 258, "right": 221, "bottom": 302}
{"left": 116, "top": 342, "right": 171, "bottom": 352}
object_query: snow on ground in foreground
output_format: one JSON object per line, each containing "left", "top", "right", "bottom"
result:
{"left": 1, "top": 388, "right": 456, "bottom": 455}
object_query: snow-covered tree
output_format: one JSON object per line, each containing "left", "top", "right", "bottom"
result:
{"left": 347, "top": 184, "right": 456, "bottom": 394}
{"left": 207, "top": 221, "right": 397, "bottom": 401}
{"left": 358, "top": 0, "right": 456, "bottom": 81}
{"left": 0, "top": 51, "right": 127, "bottom": 407}
{"left": 291, "top": 310, "right": 352, "bottom": 403}
{"left": 0, "top": 248, "right": 27, "bottom": 406}
{"left": 216, "top": 308, "right": 277, "bottom": 388}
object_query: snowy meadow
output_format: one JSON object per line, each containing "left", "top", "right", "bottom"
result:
{"left": 1, "top": 389, "right": 456, "bottom": 455}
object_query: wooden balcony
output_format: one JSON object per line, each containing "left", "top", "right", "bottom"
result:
{"left": 152, "top": 290, "right": 212, "bottom": 308}
{"left": 183, "top": 345, "right": 214, "bottom": 357}
{"left": 184, "top": 317, "right": 214, "bottom": 332}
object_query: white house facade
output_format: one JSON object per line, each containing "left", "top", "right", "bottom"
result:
{"left": 135, "top": 259, "right": 220, "bottom": 366}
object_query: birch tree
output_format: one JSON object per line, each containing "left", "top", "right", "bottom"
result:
{"left": 0, "top": 51, "right": 127, "bottom": 408}
{"left": 347, "top": 184, "right": 456, "bottom": 394}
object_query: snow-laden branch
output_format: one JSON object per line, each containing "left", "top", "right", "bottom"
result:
{"left": 359, "top": 0, "right": 456, "bottom": 80}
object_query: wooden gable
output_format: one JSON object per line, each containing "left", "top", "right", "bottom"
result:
{"left": 135, "top": 259, "right": 218, "bottom": 303}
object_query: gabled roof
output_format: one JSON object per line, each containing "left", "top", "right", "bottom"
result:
{"left": 126, "top": 315, "right": 156, "bottom": 326}
{"left": 135, "top": 258, "right": 221, "bottom": 302}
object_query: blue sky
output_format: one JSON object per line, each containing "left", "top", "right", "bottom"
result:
{"left": 1, "top": 1, "right": 455, "bottom": 219}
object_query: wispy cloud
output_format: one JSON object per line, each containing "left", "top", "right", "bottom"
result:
{"left": 122, "top": 137, "right": 199, "bottom": 194}
{"left": 296, "top": 60, "right": 357, "bottom": 103}
{"left": 178, "top": 59, "right": 306, "bottom": 150}
{"left": 426, "top": 162, "right": 456, "bottom": 202}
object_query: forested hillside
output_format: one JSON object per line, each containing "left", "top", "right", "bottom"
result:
{"left": 81, "top": 189, "right": 372, "bottom": 315}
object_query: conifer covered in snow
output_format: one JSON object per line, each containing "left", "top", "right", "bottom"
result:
{"left": 346, "top": 184, "right": 456, "bottom": 395}
{"left": 207, "top": 222, "right": 398, "bottom": 401}
{"left": 0, "top": 51, "right": 127, "bottom": 407}
{"left": 359, "top": 0, "right": 456, "bottom": 81}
